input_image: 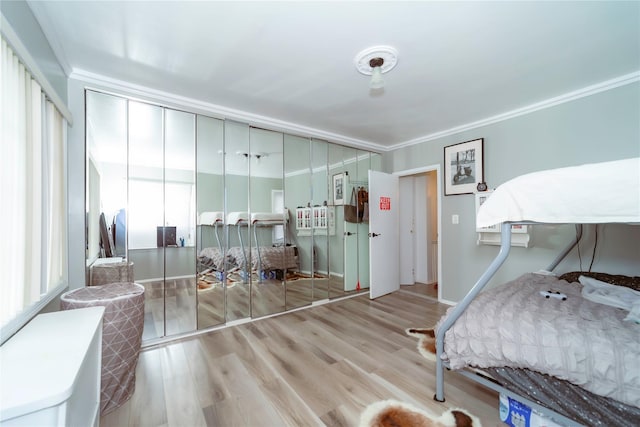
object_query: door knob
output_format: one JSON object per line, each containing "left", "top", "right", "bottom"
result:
{"left": 369, "top": 232, "right": 381, "bottom": 237}
{"left": 345, "top": 231, "right": 355, "bottom": 236}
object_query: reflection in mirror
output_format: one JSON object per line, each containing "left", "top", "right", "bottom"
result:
{"left": 224, "top": 121, "right": 251, "bottom": 321}
{"left": 356, "top": 150, "right": 371, "bottom": 291}
{"left": 339, "top": 146, "right": 360, "bottom": 295}
{"left": 311, "top": 139, "right": 329, "bottom": 301}
{"left": 327, "top": 143, "right": 345, "bottom": 298}
{"left": 86, "top": 91, "right": 127, "bottom": 266}
{"left": 163, "top": 109, "right": 197, "bottom": 335}
{"left": 343, "top": 146, "right": 359, "bottom": 293}
{"left": 249, "top": 128, "right": 285, "bottom": 318}
{"left": 284, "top": 134, "right": 312, "bottom": 310}
{"left": 127, "top": 100, "right": 166, "bottom": 340}
{"left": 196, "top": 115, "right": 226, "bottom": 329}
{"left": 371, "top": 153, "right": 382, "bottom": 172}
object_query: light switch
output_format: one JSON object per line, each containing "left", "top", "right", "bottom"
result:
{"left": 452, "top": 214, "right": 459, "bottom": 224}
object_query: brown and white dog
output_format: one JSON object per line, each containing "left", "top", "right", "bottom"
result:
{"left": 406, "top": 327, "right": 438, "bottom": 361}
{"left": 359, "top": 400, "right": 482, "bottom": 427}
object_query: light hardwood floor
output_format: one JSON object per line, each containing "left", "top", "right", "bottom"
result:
{"left": 101, "top": 285, "right": 505, "bottom": 427}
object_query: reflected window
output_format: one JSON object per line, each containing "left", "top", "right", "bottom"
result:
{"left": 128, "top": 179, "right": 196, "bottom": 248}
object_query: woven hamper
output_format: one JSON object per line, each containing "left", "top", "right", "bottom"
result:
{"left": 89, "top": 260, "right": 134, "bottom": 286}
{"left": 61, "top": 282, "right": 144, "bottom": 415}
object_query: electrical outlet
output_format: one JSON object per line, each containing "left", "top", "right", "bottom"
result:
{"left": 452, "top": 214, "right": 459, "bottom": 224}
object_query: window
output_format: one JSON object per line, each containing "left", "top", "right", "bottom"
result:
{"left": 1, "top": 37, "right": 68, "bottom": 343}
{"left": 128, "top": 179, "right": 195, "bottom": 249}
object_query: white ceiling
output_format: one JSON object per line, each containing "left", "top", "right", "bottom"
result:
{"left": 29, "top": 1, "right": 640, "bottom": 151}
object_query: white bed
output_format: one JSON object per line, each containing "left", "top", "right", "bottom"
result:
{"left": 251, "top": 211, "right": 287, "bottom": 225}
{"left": 227, "top": 211, "right": 249, "bottom": 225}
{"left": 476, "top": 157, "right": 640, "bottom": 227}
{"left": 434, "top": 157, "right": 640, "bottom": 427}
{"left": 198, "top": 210, "right": 297, "bottom": 276}
{"left": 198, "top": 211, "right": 224, "bottom": 226}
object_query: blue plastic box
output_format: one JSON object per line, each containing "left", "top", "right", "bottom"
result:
{"left": 499, "top": 394, "right": 562, "bottom": 427}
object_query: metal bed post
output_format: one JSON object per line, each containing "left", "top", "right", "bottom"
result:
{"left": 237, "top": 221, "right": 249, "bottom": 282}
{"left": 435, "top": 222, "right": 585, "bottom": 402}
{"left": 435, "top": 223, "right": 513, "bottom": 402}
{"left": 547, "top": 224, "right": 583, "bottom": 272}
{"left": 214, "top": 221, "right": 222, "bottom": 253}
{"left": 253, "top": 223, "right": 264, "bottom": 282}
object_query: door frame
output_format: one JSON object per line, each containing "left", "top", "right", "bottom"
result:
{"left": 394, "top": 164, "right": 442, "bottom": 301}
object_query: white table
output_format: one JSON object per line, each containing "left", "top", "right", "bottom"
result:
{"left": 0, "top": 306, "right": 104, "bottom": 426}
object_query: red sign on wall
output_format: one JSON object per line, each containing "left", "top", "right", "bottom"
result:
{"left": 379, "top": 196, "right": 391, "bottom": 211}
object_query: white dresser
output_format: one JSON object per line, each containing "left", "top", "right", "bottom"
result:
{"left": 0, "top": 306, "right": 104, "bottom": 426}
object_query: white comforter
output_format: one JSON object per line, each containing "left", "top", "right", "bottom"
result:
{"left": 476, "top": 157, "right": 640, "bottom": 228}
{"left": 436, "top": 273, "right": 640, "bottom": 408}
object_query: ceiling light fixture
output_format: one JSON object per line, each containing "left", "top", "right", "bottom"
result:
{"left": 369, "top": 57, "right": 385, "bottom": 89}
{"left": 354, "top": 46, "right": 398, "bottom": 90}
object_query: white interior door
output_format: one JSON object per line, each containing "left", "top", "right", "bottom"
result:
{"left": 414, "top": 175, "right": 429, "bottom": 283}
{"left": 399, "top": 178, "right": 414, "bottom": 285}
{"left": 369, "top": 170, "right": 399, "bottom": 299}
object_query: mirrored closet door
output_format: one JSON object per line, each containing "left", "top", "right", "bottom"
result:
{"left": 224, "top": 121, "right": 251, "bottom": 322}
{"left": 127, "top": 100, "right": 168, "bottom": 340}
{"left": 196, "top": 115, "right": 226, "bottom": 329}
{"left": 327, "top": 143, "right": 345, "bottom": 297}
{"left": 283, "top": 134, "right": 312, "bottom": 310}
{"left": 311, "top": 139, "right": 330, "bottom": 301}
{"left": 249, "top": 127, "right": 285, "bottom": 318}
{"left": 87, "top": 89, "right": 379, "bottom": 343}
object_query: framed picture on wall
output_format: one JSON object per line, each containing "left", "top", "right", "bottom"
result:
{"left": 333, "top": 173, "right": 345, "bottom": 205}
{"left": 444, "top": 138, "right": 484, "bottom": 196}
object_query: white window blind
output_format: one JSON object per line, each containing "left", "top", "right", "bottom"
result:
{"left": 1, "top": 37, "right": 68, "bottom": 343}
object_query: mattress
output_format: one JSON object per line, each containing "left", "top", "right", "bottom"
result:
{"left": 436, "top": 272, "right": 640, "bottom": 408}
{"left": 482, "top": 367, "right": 640, "bottom": 427}
{"left": 198, "top": 247, "right": 226, "bottom": 271}
{"left": 227, "top": 211, "right": 249, "bottom": 224}
{"left": 251, "top": 211, "right": 287, "bottom": 224}
{"left": 199, "top": 211, "right": 224, "bottom": 225}
{"left": 227, "top": 246, "right": 298, "bottom": 271}
{"left": 476, "top": 157, "right": 640, "bottom": 228}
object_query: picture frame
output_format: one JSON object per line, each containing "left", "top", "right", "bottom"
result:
{"left": 444, "top": 138, "right": 484, "bottom": 196}
{"left": 332, "top": 173, "right": 345, "bottom": 205}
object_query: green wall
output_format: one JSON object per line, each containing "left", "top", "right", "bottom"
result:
{"left": 386, "top": 82, "right": 640, "bottom": 302}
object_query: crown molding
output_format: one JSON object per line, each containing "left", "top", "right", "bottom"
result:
{"left": 69, "top": 68, "right": 386, "bottom": 153}
{"left": 389, "top": 71, "right": 640, "bottom": 151}
{"left": 1, "top": 14, "right": 73, "bottom": 124}
{"left": 26, "top": 1, "right": 72, "bottom": 77}
{"left": 70, "top": 67, "right": 638, "bottom": 154}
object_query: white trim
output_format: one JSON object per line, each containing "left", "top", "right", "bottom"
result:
{"left": 70, "top": 68, "right": 384, "bottom": 152}
{"left": 25, "top": 0, "right": 73, "bottom": 77}
{"left": 439, "top": 298, "right": 456, "bottom": 306}
{"left": 390, "top": 71, "right": 640, "bottom": 151}
{"left": 70, "top": 65, "right": 638, "bottom": 154}
{"left": 0, "top": 282, "right": 68, "bottom": 345}
{"left": 0, "top": 14, "right": 73, "bottom": 125}
{"left": 225, "top": 317, "right": 252, "bottom": 327}
{"left": 394, "top": 164, "right": 442, "bottom": 303}
{"left": 135, "top": 274, "right": 196, "bottom": 284}
{"left": 140, "top": 289, "right": 366, "bottom": 349}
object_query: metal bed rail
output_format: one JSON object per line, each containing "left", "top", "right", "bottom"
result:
{"left": 434, "top": 223, "right": 584, "bottom": 422}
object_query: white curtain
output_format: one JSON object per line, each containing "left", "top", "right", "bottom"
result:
{"left": 0, "top": 38, "right": 67, "bottom": 332}
{"left": 45, "top": 101, "right": 67, "bottom": 291}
